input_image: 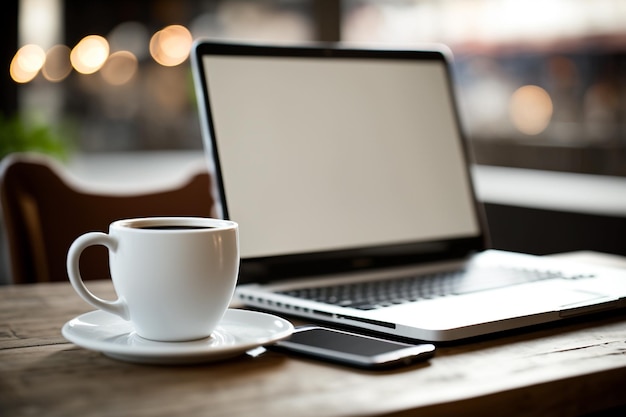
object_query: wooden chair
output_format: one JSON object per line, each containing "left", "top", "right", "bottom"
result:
{"left": 0, "top": 153, "right": 215, "bottom": 284}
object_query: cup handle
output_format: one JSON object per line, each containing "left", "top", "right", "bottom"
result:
{"left": 66, "top": 232, "right": 130, "bottom": 320}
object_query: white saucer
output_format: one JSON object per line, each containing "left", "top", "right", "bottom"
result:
{"left": 62, "top": 309, "right": 294, "bottom": 365}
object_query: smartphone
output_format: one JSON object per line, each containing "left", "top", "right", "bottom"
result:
{"left": 270, "top": 326, "right": 436, "bottom": 370}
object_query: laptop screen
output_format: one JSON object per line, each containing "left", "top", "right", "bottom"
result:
{"left": 192, "top": 42, "right": 485, "bottom": 281}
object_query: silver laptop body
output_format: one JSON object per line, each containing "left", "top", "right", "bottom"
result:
{"left": 191, "top": 40, "right": 626, "bottom": 342}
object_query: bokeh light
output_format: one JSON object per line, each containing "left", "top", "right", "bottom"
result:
{"left": 149, "top": 25, "right": 193, "bottom": 66}
{"left": 70, "top": 35, "right": 110, "bottom": 74}
{"left": 42, "top": 44, "right": 72, "bottom": 82}
{"left": 509, "top": 85, "right": 554, "bottom": 135}
{"left": 100, "top": 50, "right": 139, "bottom": 86}
{"left": 10, "top": 44, "right": 46, "bottom": 83}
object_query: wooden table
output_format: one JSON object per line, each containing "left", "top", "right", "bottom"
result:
{"left": 2, "top": 252, "right": 626, "bottom": 417}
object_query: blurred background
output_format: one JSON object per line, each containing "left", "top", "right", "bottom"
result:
{"left": 4, "top": 0, "right": 626, "bottom": 285}
{"left": 3, "top": 0, "right": 626, "bottom": 176}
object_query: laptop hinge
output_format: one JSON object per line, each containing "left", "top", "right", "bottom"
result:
{"left": 312, "top": 310, "right": 396, "bottom": 329}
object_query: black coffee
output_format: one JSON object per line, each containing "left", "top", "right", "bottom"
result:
{"left": 137, "top": 225, "right": 216, "bottom": 230}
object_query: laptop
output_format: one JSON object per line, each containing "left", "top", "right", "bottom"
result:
{"left": 191, "top": 40, "right": 626, "bottom": 342}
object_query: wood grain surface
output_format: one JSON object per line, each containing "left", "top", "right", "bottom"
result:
{"left": 2, "top": 273, "right": 626, "bottom": 417}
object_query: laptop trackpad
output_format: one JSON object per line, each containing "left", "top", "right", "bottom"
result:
{"left": 555, "top": 288, "right": 613, "bottom": 307}
{"left": 556, "top": 290, "right": 618, "bottom": 317}
{"left": 380, "top": 282, "right": 616, "bottom": 329}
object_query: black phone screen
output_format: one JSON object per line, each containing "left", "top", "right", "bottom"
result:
{"left": 288, "top": 328, "right": 416, "bottom": 356}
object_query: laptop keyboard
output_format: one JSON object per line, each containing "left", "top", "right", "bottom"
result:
{"left": 278, "top": 267, "right": 582, "bottom": 311}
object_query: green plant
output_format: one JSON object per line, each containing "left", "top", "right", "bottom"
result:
{"left": 0, "top": 113, "right": 73, "bottom": 160}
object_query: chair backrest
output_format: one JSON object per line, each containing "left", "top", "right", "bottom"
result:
{"left": 0, "top": 153, "right": 215, "bottom": 284}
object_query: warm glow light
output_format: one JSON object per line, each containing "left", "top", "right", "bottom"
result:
{"left": 100, "top": 50, "right": 138, "bottom": 86}
{"left": 42, "top": 44, "right": 72, "bottom": 82}
{"left": 509, "top": 85, "right": 553, "bottom": 135}
{"left": 10, "top": 44, "right": 46, "bottom": 83}
{"left": 17, "top": 44, "right": 46, "bottom": 72}
{"left": 10, "top": 59, "right": 37, "bottom": 83}
{"left": 70, "top": 35, "right": 110, "bottom": 74}
{"left": 150, "top": 25, "right": 192, "bottom": 66}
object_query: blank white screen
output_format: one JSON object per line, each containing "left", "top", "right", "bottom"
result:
{"left": 203, "top": 55, "right": 480, "bottom": 258}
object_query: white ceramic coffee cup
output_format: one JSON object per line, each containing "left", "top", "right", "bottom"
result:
{"left": 66, "top": 217, "right": 239, "bottom": 342}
